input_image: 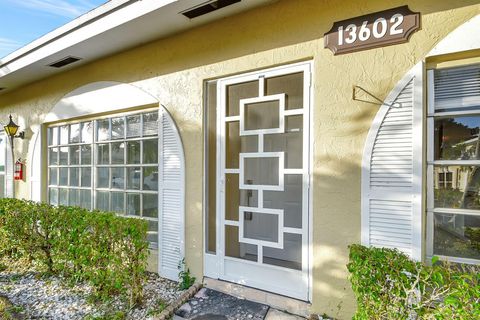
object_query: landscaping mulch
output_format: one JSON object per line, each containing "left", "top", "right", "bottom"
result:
{"left": 0, "top": 264, "right": 185, "bottom": 320}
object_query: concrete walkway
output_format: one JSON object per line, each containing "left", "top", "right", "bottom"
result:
{"left": 173, "top": 288, "right": 305, "bottom": 320}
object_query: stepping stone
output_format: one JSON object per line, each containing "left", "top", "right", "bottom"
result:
{"left": 265, "top": 309, "right": 306, "bottom": 319}
{"left": 175, "top": 288, "right": 269, "bottom": 320}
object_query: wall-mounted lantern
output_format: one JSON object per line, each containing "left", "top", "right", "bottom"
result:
{"left": 4, "top": 115, "right": 25, "bottom": 197}
{"left": 4, "top": 115, "right": 24, "bottom": 140}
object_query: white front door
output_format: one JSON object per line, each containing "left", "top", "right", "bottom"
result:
{"left": 216, "top": 62, "right": 311, "bottom": 300}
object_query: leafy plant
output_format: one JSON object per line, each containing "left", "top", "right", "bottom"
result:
{"left": 0, "top": 198, "right": 149, "bottom": 307}
{"left": 178, "top": 258, "right": 196, "bottom": 290}
{"left": 347, "top": 244, "right": 480, "bottom": 319}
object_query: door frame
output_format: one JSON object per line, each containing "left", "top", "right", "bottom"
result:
{"left": 204, "top": 60, "right": 314, "bottom": 302}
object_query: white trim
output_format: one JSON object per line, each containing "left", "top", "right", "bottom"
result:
{"left": 44, "top": 82, "right": 158, "bottom": 123}
{"left": 239, "top": 94, "right": 286, "bottom": 136}
{"left": 239, "top": 152, "right": 285, "bottom": 191}
{"left": 428, "top": 110, "right": 480, "bottom": 118}
{"left": 430, "top": 160, "right": 480, "bottom": 166}
{"left": 411, "top": 62, "right": 424, "bottom": 261}
{"left": 158, "top": 106, "right": 186, "bottom": 281}
{"left": 238, "top": 206, "right": 285, "bottom": 249}
{"left": 432, "top": 208, "right": 480, "bottom": 216}
{"left": 361, "top": 62, "right": 424, "bottom": 261}
{"left": 426, "top": 14, "right": 480, "bottom": 58}
{"left": 0, "top": 133, "right": 6, "bottom": 198}
{"left": 427, "top": 70, "right": 435, "bottom": 115}
{"left": 29, "top": 127, "right": 43, "bottom": 202}
{"left": 212, "top": 61, "right": 312, "bottom": 301}
{"left": 434, "top": 255, "right": 480, "bottom": 266}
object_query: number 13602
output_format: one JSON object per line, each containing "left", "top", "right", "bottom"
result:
{"left": 338, "top": 14, "right": 404, "bottom": 45}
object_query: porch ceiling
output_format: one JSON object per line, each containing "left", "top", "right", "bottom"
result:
{"left": 0, "top": 0, "right": 276, "bottom": 95}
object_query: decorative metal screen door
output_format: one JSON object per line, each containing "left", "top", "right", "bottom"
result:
{"left": 217, "top": 62, "right": 311, "bottom": 300}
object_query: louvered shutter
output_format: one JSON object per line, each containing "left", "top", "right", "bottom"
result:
{"left": 433, "top": 63, "right": 480, "bottom": 111}
{"left": 362, "top": 63, "right": 423, "bottom": 261}
{"left": 30, "top": 130, "right": 42, "bottom": 202}
{"left": 158, "top": 107, "right": 185, "bottom": 280}
{"left": 5, "top": 138, "right": 13, "bottom": 198}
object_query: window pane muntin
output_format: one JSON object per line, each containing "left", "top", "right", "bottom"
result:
{"left": 126, "top": 193, "right": 141, "bottom": 216}
{"left": 81, "top": 145, "right": 92, "bottom": 165}
{"left": 70, "top": 123, "right": 81, "bottom": 143}
{"left": 111, "top": 117, "right": 125, "bottom": 140}
{"left": 97, "top": 119, "right": 110, "bottom": 141}
{"left": 69, "top": 189, "right": 80, "bottom": 207}
{"left": 111, "top": 142, "right": 125, "bottom": 164}
{"left": 47, "top": 109, "right": 159, "bottom": 246}
{"left": 48, "top": 127, "right": 58, "bottom": 146}
{"left": 70, "top": 167, "right": 80, "bottom": 187}
{"left": 59, "top": 125, "right": 69, "bottom": 145}
{"left": 97, "top": 143, "right": 110, "bottom": 165}
{"left": 59, "top": 147, "right": 69, "bottom": 165}
{"left": 81, "top": 121, "right": 93, "bottom": 143}
{"left": 97, "top": 168, "right": 109, "bottom": 188}
{"left": 111, "top": 167, "right": 125, "bottom": 189}
{"left": 434, "top": 212, "right": 480, "bottom": 260}
{"left": 59, "top": 168, "right": 68, "bottom": 186}
{"left": 49, "top": 168, "right": 58, "bottom": 186}
{"left": 96, "top": 191, "right": 110, "bottom": 211}
{"left": 143, "top": 112, "right": 158, "bottom": 136}
{"left": 126, "top": 115, "right": 141, "bottom": 137}
{"left": 81, "top": 168, "right": 92, "bottom": 187}
{"left": 49, "top": 188, "right": 58, "bottom": 205}
{"left": 143, "top": 194, "right": 158, "bottom": 218}
{"left": 49, "top": 148, "right": 59, "bottom": 165}
{"left": 434, "top": 116, "right": 480, "bottom": 161}
{"left": 143, "top": 167, "right": 158, "bottom": 191}
{"left": 111, "top": 192, "right": 125, "bottom": 214}
{"left": 70, "top": 146, "right": 80, "bottom": 165}
{"left": 430, "top": 65, "right": 480, "bottom": 263}
{"left": 59, "top": 188, "right": 68, "bottom": 206}
{"left": 126, "top": 141, "right": 141, "bottom": 164}
{"left": 127, "top": 167, "right": 141, "bottom": 190}
{"left": 143, "top": 139, "right": 158, "bottom": 164}
{"left": 434, "top": 165, "right": 480, "bottom": 211}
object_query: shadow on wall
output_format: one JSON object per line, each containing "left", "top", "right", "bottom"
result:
{"left": 311, "top": 153, "right": 364, "bottom": 318}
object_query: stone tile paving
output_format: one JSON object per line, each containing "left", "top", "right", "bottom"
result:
{"left": 175, "top": 288, "right": 270, "bottom": 320}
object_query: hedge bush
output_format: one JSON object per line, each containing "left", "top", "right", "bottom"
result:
{"left": 0, "top": 198, "right": 149, "bottom": 306}
{"left": 348, "top": 244, "right": 480, "bottom": 319}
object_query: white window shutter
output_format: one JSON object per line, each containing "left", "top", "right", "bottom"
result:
{"left": 158, "top": 106, "right": 185, "bottom": 280}
{"left": 362, "top": 63, "right": 423, "bottom": 261}
{"left": 29, "top": 129, "right": 42, "bottom": 202}
{"left": 5, "top": 139, "right": 14, "bottom": 198}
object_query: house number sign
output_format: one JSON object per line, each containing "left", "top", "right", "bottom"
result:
{"left": 324, "top": 6, "right": 420, "bottom": 55}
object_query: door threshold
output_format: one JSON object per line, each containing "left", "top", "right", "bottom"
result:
{"left": 203, "top": 277, "right": 311, "bottom": 318}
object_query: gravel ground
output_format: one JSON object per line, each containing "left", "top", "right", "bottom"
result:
{"left": 0, "top": 269, "right": 185, "bottom": 319}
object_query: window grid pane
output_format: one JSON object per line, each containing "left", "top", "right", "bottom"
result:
{"left": 430, "top": 64, "right": 480, "bottom": 263}
{"left": 47, "top": 109, "right": 159, "bottom": 247}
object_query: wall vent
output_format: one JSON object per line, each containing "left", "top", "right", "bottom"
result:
{"left": 48, "top": 56, "right": 82, "bottom": 68}
{"left": 181, "top": 0, "right": 241, "bottom": 19}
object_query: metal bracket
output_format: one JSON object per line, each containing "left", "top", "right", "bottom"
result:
{"left": 352, "top": 85, "right": 399, "bottom": 108}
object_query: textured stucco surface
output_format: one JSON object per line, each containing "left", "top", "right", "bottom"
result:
{"left": 0, "top": 0, "right": 479, "bottom": 318}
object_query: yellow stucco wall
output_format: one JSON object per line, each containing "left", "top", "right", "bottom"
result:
{"left": 0, "top": 0, "right": 479, "bottom": 318}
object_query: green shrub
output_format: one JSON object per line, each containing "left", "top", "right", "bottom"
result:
{"left": 347, "top": 244, "right": 480, "bottom": 319}
{"left": 0, "top": 198, "right": 149, "bottom": 306}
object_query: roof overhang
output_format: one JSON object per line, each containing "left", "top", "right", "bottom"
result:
{"left": 0, "top": 0, "right": 276, "bottom": 94}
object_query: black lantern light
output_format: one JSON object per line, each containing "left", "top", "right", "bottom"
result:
{"left": 4, "top": 115, "right": 24, "bottom": 139}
